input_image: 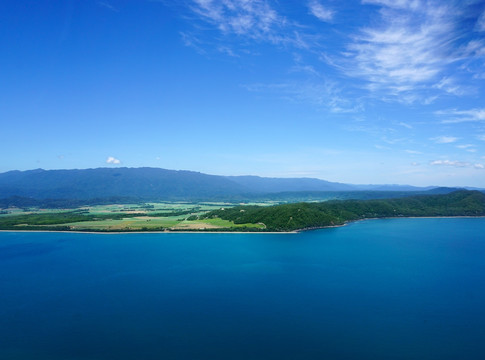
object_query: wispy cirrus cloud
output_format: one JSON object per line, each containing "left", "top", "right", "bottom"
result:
{"left": 433, "top": 77, "right": 472, "bottom": 96}
{"left": 181, "top": 1, "right": 485, "bottom": 106}
{"left": 399, "top": 122, "right": 413, "bottom": 129}
{"left": 455, "top": 144, "right": 477, "bottom": 153}
{"left": 431, "top": 136, "right": 458, "bottom": 144}
{"left": 476, "top": 9, "right": 485, "bottom": 32}
{"left": 430, "top": 160, "right": 468, "bottom": 167}
{"left": 430, "top": 159, "right": 484, "bottom": 169}
{"left": 338, "top": 0, "right": 485, "bottom": 101}
{"left": 191, "top": 0, "right": 279, "bottom": 36}
{"left": 188, "top": 0, "right": 308, "bottom": 47}
{"left": 361, "top": 0, "right": 420, "bottom": 10}
{"left": 435, "top": 108, "right": 485, "bottom": 123}
{"left": 97, "top": 1, "right": 118, "bottom": 12}
{"left": 244, "top": 80, "right": 362, "bottom": 113}
{"left": 345, "top": 2, "right": 451, "bottom": 90}
{"left": 308, "top": 1, "right": 334, "bottom": 22}
{"left": 456, "top": 144, "right": 475, "bottom": 149}
{"left": 179, "top": 31, "right": 207, "bottom": 54}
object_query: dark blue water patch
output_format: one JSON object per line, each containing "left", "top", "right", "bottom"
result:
{"left": 0, "top": 218, "right": 485, "bottom": 360}
{"left": 0, "top": 242, "right": 61, "bottom": 260}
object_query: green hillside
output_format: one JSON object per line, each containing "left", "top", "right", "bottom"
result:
{"left": 200, "top": 190, "right": 485, "bottom": 231}
{"left": 1, "top": 190, "right": 483, "bottom": 232}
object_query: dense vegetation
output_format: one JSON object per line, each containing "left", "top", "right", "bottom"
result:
{"left": 1, "top": 190, "right": 483, "bottom": 232}
{"left": 0, "top": 188, "right": 462, "bottom": 209}
{"left": 0, "top": 196, "right": 142, "bottom": 209}
{"left": 200, "top": 190, "right": 485, "bottom": 231}
{"left": 245, "top": 187, "right": 460, "bottom": 202}
{"left": 0, "top": 209, "right": 197, "bottom": 230}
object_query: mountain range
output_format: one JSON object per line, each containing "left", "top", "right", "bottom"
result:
{"left": 0, "top": 167, "right": 475, "bottom": 203}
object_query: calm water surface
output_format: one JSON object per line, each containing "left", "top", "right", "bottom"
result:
{"left": 1, "top": 218, "right": 485, "bottom": 359}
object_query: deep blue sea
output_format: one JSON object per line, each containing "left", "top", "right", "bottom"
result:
{"left": 1, "top": 218, "right": 485, "bottom": 360}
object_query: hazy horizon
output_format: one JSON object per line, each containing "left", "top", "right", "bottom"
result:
{"left": 0, "top": 166, "right": 480, "bottom": 189}
{"left": 1, "top": 1, "right": 484, "bottom": 187}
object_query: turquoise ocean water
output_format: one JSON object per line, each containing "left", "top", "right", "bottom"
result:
{"left": 1, "top": 218, "right": 485, "bottom": 359}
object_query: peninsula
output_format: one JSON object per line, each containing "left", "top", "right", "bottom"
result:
{"left": 1, "top": 190, "right": 483, "bottom": 233}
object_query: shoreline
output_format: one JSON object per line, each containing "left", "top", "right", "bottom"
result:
{"left": 0, "top": 229, "right": 298, "bottom": 235}
{"left": 1, "top": 215, "right": 485, "bottom": 235}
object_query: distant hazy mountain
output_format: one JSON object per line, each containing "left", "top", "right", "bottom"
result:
{"left": 0, "top": 167, "right": 472, "bottom": 202}
{"left": 350, "top": 184, "right": 436, "bottom": 191}
{"left": 226, "top": 175, "right": 355, "bottom": 192}
{"left": 0, "top": 168, "right": 247, "bottom": 200}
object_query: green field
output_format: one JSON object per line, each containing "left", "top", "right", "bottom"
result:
{"left": 1, "top": 191, "right": 483, "bottom": 232}
{"left": 0, "top": 201, "right": 268, "bottom": 232}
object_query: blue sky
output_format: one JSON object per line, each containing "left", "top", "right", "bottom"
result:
{"left": 1, "top": 0, "right": 485, "bottom": 187}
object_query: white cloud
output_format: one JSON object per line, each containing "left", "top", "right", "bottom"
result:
{"left": 97, "top": 1, "right": 118, "bottom": 12}
{"left": 180, "top": 0, "right": 485, "bottom": 108}
{"left": 343, "top": 1, "right": 454, "bottom": 93}
{"left": 461, "top": 39, "right": 485, "bottom": 58}
{"left": 308, "top": 1, "right": 334, "bottom": 22}
{"left": 455, "top": 144, "right": 477, "bottom": 153}
{"left": 106, "top": 156, "right": 121, "bottom": 164}
{"left": 179, "top": 31, "right": 207, "bottom": 54}
{"left": 399, "top": 122, "right": 413, "bottom": 129}
{"left": 244, "top": 80, "right": 361, "bottom": 113}
{"left": 435, "top": 108, "right": 485, "bottom": 123}
{"left": 337, "top": 1, "right": 485, "bottom": 101}
{"left": 430, "top": 160, "right": 470, "bottom": 167}
{"left": 429, "top": 160, "right": 485, "bottom": 169}
{"left": 362, "top": 0, "right": 421, "bottom": 10}
{"left": 189, "top": 0, "right": 302, "bottom": 46}
{"left": 433, "top": 77, "right": 469, "bottom": 96}
{"left": 478, "top": 134, "right": 485, "bottom": 141}
{"left": 431, "top": 136, "right": 458, "bottom": 144}
{"left": 217, "top": 45, "right": 238, "bottom": 57}
{"left": 374, "top": 144, "right": 391, "bottom": 150}
{"left": 476, "top": 10, "right": 485, "bottom": 32}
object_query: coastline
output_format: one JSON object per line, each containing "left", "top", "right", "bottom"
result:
{"left": 2, "top": 215, "right": 485, "bottom": 235}
{"left": 0, "top": 229, "right": 298, "bottom": 235}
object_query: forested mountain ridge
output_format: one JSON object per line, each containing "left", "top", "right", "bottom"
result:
{"left": 225, "top": 175, "right": 355, "bottom": 192}
{"left": 0, "top": 168, "right": 246, "bottom": 200}
{"left": 0, "top": 167, "right": 463, "bottom": 202}
{"left": 200, "top": 190, "right": 485, "bottom": 231}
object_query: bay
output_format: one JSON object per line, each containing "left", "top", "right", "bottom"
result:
{"left": 1, "top": 218, "right": 485, "bottom": 359}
